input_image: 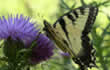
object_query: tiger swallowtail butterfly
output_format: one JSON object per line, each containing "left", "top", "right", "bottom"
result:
{"left": 43, "top": 6, "right": 98, "bottom": 70}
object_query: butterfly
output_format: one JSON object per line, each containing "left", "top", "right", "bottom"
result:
{"left": 43, "top": 6, "right": 98, "bottom": 70}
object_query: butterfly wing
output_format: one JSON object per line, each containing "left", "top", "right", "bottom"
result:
{"left": 43, "top": 6, "right": 98, "bottom": 70}
{"left": 43, "top": 20, "right": 72, "bottom": 53}
{"left": 53, "top": 6, "right": 98, "bottom": 69}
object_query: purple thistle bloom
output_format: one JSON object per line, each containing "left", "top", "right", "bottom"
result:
{"left": 0, "top": 15, "right": 39, "bottom": 43}
{"left": 29, "top": 33, "right": 54, "bottom": 64}
{"left": 0, "top": 14, "right": 54, "bottom": 64}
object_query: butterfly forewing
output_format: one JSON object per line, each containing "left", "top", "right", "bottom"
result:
{"left": 53, "top": 7, "right": 93, "bottom": 57}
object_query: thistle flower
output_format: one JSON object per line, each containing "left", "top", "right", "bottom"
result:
{"left": 0, "top": 15, "right": 39, "bottom": 42}
{"left": 0, "top": 14, "right": 54, "bottom": 65}
{"left": 29, "top": 33, "right": 54, "bottom": 64}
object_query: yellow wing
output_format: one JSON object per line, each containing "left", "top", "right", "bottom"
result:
{"left": 43, "top": 6, "right": 98, "bottom": 70}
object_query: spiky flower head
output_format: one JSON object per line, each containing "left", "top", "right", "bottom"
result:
{"left": 0, "top": 15, "right": 39, "bottom": 41}
{"left": 29, "top": 34, "right": 54, "bottom": 64}
{"left": 0, "top": 14, "right": 54, "bottom": 64}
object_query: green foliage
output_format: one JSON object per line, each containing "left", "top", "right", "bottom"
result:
{"left": 0, "top": 0, "right": 110, "bottom": 70}
{"left": 92, "top": 15, "right": 110, "bottom": 70}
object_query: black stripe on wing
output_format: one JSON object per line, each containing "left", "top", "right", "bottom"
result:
{"left": 53, "top": 8, "right": 79, "bottom": 27}
{"left": 73, "top": 10, "right": 79, "bottom": 18}
{"left": 53, "top": 6, "right": 88, "bottom": 27}
{"left": 74, "top": 7, "right": 98, "bottom": 70}
{"left": 79, "top": 7, "right": 85, "bottom": 15}
{"left": 58, "top": 18, "right": 72, "bottom": 45}
{"left": 66, "top": 7, "right": 85, "bottom": 24}
{"left": 66, "top": 14, "right": 75, "bottom": 22}
{"left": 53, "top": 7, "right": 87, "bottom": 44}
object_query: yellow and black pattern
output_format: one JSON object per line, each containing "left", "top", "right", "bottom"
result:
{"left": 43, "top": 6, "right": 98, "bottom": 70}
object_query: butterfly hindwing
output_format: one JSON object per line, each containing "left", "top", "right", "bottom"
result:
{"left": 43, "top": 6, "right": 98, "bottom": 70}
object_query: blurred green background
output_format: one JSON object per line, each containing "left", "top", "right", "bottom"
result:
{"left": 0, "top": 0, "right": 110, "bottom": 70}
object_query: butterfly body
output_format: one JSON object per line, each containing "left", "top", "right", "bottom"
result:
{"left": 43, "top": 6, "right": 98, "bottom": 70}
